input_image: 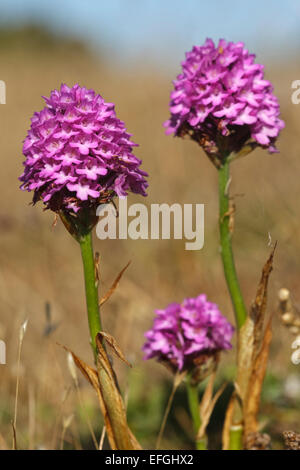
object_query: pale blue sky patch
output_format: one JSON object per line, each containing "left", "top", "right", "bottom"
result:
{"left": 0, "top": 0, "right": 299, "bottom": 67}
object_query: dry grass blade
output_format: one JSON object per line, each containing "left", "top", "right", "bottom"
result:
{"left": 156, "top": 370, "right": 186, "bottom": 450}
{"left": 95, "top": 333, "right": 141, "bottom": 450}
{"left": 222, "top": 392, "right": 243, "bottom": 450}
{"left": 12, "top": 318, "right": 28, "bottom": 450}
{"left": 60, "top": 414, "right": 74, "bottom": 450}
{"left": 60, "top": 338, "right": 141, "bottom": 450}
{"left": 67, "top": 353, "right": 98, "bottom": 449}
{"left": 197, "top": 373, "right": 227, "bottom": 441}
{"left": 244, "top": 316, "right": 273, "bottom": 437}
{"left": 60, "top": 344, "right": 118, "bottom": 450}
{"left": 51, "top": 387, "right": 71, "bottom": 449}
{"left": 11, "top": 421, "right": 17, "bottom": 450}
{"left": 28, "top": 384, "right": 36, "bottom": 450}
{"left": 99, "top": 261, "right": 131, "bottom": 307}
{"left": 222, "top": 392, "right": 235, "bottom": 451}
{"left": 99, "top": 426, "right": 106, "bottom": 450}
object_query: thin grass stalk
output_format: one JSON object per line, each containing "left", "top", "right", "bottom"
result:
{"left": 156, "top": 381, "right": 178, "bottom": 449}
{"left": 12, "top": 319, "right": 28, "bottom": 449}
{"left": 99, "top": 426, "right": 106, "bottom": 450}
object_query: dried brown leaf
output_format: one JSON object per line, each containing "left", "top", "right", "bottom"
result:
{"left": 197, "top": 372, "right": 227, "bottom": 440}
{"left": 60, "top": 342, "right": 140, "bottom": 450}
{"left": 250, "top": 243, "right": 276, "bottom": 360}
{"left": 100, "top": 261, "right": 131, "bottom": 307}
{"left": 236, "top": 319, "right": 255, "bottom": 403}
{"left": 236, "top": 245, "right": 276, "bottom": 403}
{"left": 95, "top": 334, "right": 141, "bottom": 450}
{"left": 60, "top": 344, "right": 118, "bottom": 450}
{"left": 98, "top": 331, "right": 132, "bottom": 368}
{"left": 243, "top": 315, "right": 273, "bottom": 438}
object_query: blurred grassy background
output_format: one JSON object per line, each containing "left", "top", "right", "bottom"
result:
{"left": 0, "top": 25, "right": 300, "bottom": 450}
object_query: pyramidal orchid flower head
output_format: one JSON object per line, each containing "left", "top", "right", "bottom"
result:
{"left": 164, "top": 39, "right": 284, "bottom": 166}
{"left": 143, "top": 294, "right": 234, "bottom": 383}
{"left": 20, "top": 84, "right": 148, "bottom": 237}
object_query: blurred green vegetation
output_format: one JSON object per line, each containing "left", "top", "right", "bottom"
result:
{"left": 0, "top": 24, "right": 88, "bottom": 55}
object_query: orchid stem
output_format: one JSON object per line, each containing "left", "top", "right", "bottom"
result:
{"left": 218, "top": 159, "right": 247, "bottom": 329}
{"left": 229, "top": 424, "right": 243, "bottom": 450}
{"left": 79, "top": 231, "right": 101, "bottom": 359}
{"left": 186, "top": 379, "right": 206, "bottom": 450}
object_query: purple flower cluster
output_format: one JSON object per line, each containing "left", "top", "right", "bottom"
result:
{"left": 20, "top": 84, "right": 148, "bottom": 214}
{"left": 143, "top": 295, "right": 234, "bottom": 372}
{"left": 164, "top": 39, "right": 284, "bottom": 159}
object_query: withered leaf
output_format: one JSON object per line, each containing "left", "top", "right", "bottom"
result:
{"left": 61, "top": 342, "right": 141, "bottom": 450}
{"left": 61, "top": 344, "right": 118, "bottom": 450}
{"left": 98, "top": 331, "right": 132, "bottom": 368}
{"left": 243, "top": 315, "right": 273, "bottom": 437}
{"left": 236, "top": 245, "right": 276, "bottom": 403}
{"left": 100, "top": 261, "right": 131, "bottom": 307}
{"left": 250, "top": 243, "right": 276, "bottom": 360}
{"left": 197, "top": 372, "right": 227, "bottom": 441}
{"left": 95, "top": 334, "right": 141, "bottom": 450}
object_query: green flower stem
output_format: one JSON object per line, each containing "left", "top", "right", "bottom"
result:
{"left": 186, "top": 379, "right": 206, "bottom": 450}
{"left": 229, "top": 425, "right": 243, "bottom": 450}
{"left": 218, "top": 159, "right": 247, "bottom": 329}
{"left": 79, "top": 231, "right": 101, "bottom": 358}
